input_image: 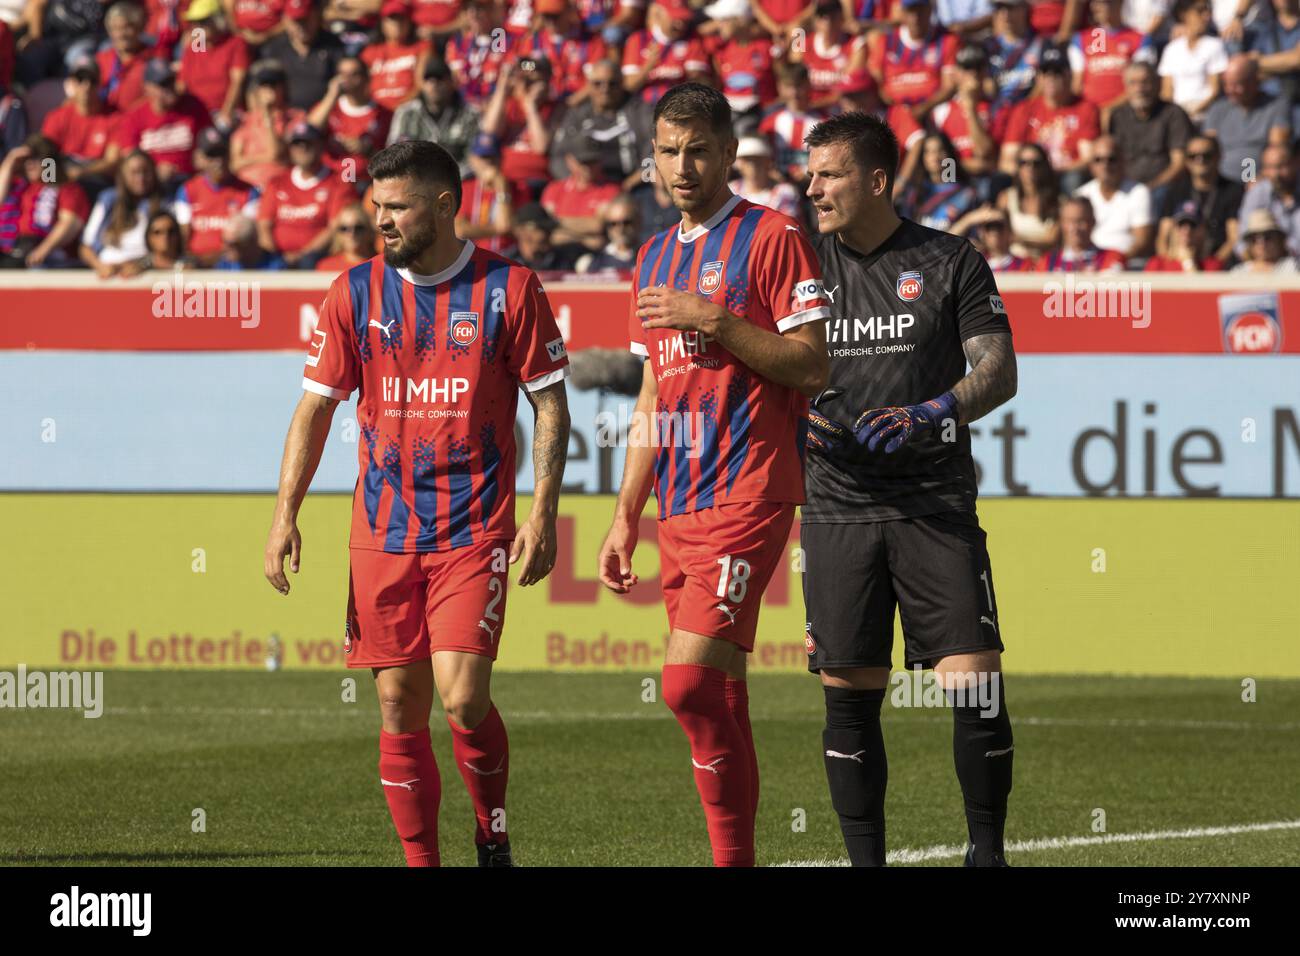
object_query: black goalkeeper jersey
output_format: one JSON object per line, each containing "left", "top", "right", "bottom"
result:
{"left": 803, "top": 218, "right": 1012, "bottom": 523}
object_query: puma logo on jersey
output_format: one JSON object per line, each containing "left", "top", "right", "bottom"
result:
{"left": 692, "top": 757, "right": 724, "bottom": 774}
{"left": 980, "top": 615, "right": 998, "bottom": 633}
{"left": 370, "top": 319, "right": 396, "bottom": 337}
{"left": 381, "top": 778, "right": 418, "bottom": 791}
{"left": 714, "top": 604, "right": 738, "bottom": 626}
{"left": 825, "top": 749, "right": 867, "bottom": 764}
{"left": 824, "top": 285, "right": 839, "bottom": 303}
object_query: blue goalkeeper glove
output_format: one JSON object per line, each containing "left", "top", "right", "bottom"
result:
{"left": 853, "top": 391, "right": 959, "bottom": 454}
{"left": 805, "top": 387, "right": 851, "bottom": 457}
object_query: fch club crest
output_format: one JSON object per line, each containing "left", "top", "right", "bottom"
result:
{"left": 897, "top": 271, "right": 923, "bottom": 302}
{"left": 450, "top": 311, "right": 480, "bottom": 346}
{"left": 699, "top": 260, "right": 725, "bottom": 296}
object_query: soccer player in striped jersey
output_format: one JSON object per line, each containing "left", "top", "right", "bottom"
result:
{"left": 264, "top": 141, "right": 571, "bottom": 868}
{"left": 598, "top": 83, "right": 831, "bottom": 867}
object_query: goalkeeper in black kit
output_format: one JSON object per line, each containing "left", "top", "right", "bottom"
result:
{"left": 800, "top": 112, "right": 1019, "bottom": 867}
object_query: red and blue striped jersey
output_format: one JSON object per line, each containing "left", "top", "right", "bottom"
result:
{"left": 628, "top": 194, "right": 831, "bottom": 520}
{"left": 303, "top": 242, "right": 570, "bottom": 553}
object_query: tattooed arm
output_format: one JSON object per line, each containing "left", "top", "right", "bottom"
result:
{"left": 512, "top": 380, "right": 571, "bottom": 586}
{"left": 952, "top": 332, "right": 1018, "bottom": 426}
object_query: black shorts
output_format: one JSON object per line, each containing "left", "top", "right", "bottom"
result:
{"left": 801, "top": 510, "right": 1005, "bottom": 672}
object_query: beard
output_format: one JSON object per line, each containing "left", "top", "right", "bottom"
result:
{"left": 381, "top": 218, "right": 438, "bottom": 269}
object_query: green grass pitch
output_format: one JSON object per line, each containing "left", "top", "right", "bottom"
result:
{"left": 3, "top": 671, "right": 1298, "bottom": 866}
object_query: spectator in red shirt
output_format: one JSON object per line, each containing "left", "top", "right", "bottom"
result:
{"left": 0, "top": 135, "right": 91, "bottom": 268}
{"left": 867, "top": 0, "right": 958, "bottom": 131}
{"left": 999, "top": 43, "right": 1100, "bottom": 192}
{"left": 1068, "top": 0, "right": 1148, "bottom": 123}
{"left": 759, "top": 62, "right": 827, "bottom": 181}
{"left": 174, "top": 127, "right": 261, "bottom": 266}
{"left": 701, "top": 0, "right": 778, "bottom": 126}
{"left": 481, "top": 56, "right": 556, "bottom": 190}
{"left": 541, "top": 136, "right": 623, "bottom": 248}
{"left": 413, "top": 0, "right": 466, "bottom": 44}
{"left": 1143, "top": 199, "right": 1223, "bottom": 271}
{"left": 97, "top": 1, "right": 162, "bottom": 112}
{"left": 1036, "top": 195, "right": 1127, "bottom": 270}
{"left": 232, "top": 0, "right": 287, "bottom": 50}
{"left": 622, "top": 1, "right": 711, "bottom": 104}
{"left": 256, "top": 120, "right": 353, "bottom": 267}
{"left": 795, "top": 0, "right": 868, "bottom": 110}
{"left": 752, "top": 0, "right": 815, "bottom": 43}
{"left": 456, "top": 132, "right": 528, "bottom": 253}
{"left": 110, "top": 59, "right": 213, "bottom": 191}
{"left": 230, "top": 61, "right": 304, "bottom": 191}
{"left": 361, "top": 1, "right": 431, "bottom": 112}
{"left": 40, "top": 55, "right": 119, "bottom": 185}
{"left": 315, "top": 203, "right": 378, "bottom": 273}
{"left": 308, "top": 56, "right": 392, "bottom": 185}
{"left": 517, "top": 0, "right": 610, "bottom": 106}
{"left": 178, "top": 0, "right": 251, "bottom": 128}
{"left": 931, "top": 43, "right": 996, "bottom": 176}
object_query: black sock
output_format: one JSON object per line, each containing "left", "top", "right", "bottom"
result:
{"left": 822, "top": 685, "right": 888, "bottom": 867}
{"left": 949, "top": 678, "right": 1013, "bottom": 865}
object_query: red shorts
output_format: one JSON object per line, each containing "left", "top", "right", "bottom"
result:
{"left": 657, "top": 500, "right": 796, "bottom": 652}
{"left": 344, "top": 539, "right": 512, "bottom": 668}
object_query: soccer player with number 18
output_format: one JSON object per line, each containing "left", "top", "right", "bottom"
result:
{"left": 802, "top": 112, "right": 1019, "bottom": 867}
{"left": 598, "top": 84, "right": 831, "bottom": 867}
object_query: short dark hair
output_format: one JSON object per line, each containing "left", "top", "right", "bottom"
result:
{"left": 653, "top": 82, "right": 733, "bottom": 142}
{"left": 368, "top": 140, "right": 462, "bottom": 214}
{"left": 805, "top": 111, "right": 900, "bottom": 195}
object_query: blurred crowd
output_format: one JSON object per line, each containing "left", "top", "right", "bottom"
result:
{"left": 0, "top": 0, "right": 1298, "bottom": 277}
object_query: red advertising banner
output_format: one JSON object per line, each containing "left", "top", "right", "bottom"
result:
{"left": 2, "top": 272, "right": 1297, "bottom": 354}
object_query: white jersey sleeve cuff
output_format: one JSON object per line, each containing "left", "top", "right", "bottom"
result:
{"left": 629, "top": 341, "right": 649, "bottom": 356}
{"left": 523, "top": 365, "right": 570, "bottom": 392}
{"left": 302, "top": 378, "right": 352, "bottom": 400}
{"left": 777, "top": 306, "right": 831, "bottom": 333}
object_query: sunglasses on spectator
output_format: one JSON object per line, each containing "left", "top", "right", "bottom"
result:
{"left": 1186, "top": 151, "right": 1214, "bottom": 162}
{"left": 1091, "top": 155, "right": 1119, "bottom": 165}
{"left": 337, "top": 224, "right": 367, "bottom": 233}
{"left": 150, "top": 225, "right": 178, "bottom": 235}
{"left": 1017, "top": 157, "right": 1044, "bottom": 167}
{"left": 1247, "top": 233, "right": 1280, "bottom": 243}
{"left": 606, "top": 219, "right": 636, "bottom": 228}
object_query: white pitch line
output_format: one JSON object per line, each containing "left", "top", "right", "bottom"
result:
{"left": 775, "top": 819, "right": 1300, "bottom": 867}
{"left": 96, "top": 706, "right": 1300, "bottom": 731}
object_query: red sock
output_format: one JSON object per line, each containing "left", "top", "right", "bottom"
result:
{"left": 379, "top": 728, "right": 441, "bottom": 867}
{"left": 662, "top": 664, "right": 754, "bottom": 867}
{"left": 447, "top": 704, "right": 510, "bottom": 846}
{"left": 724, "top": 676, "right": 759, "bottom": 823}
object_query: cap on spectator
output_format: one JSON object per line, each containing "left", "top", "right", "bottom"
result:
{"left": 1242, "top": 208, "right": 1284, "bottom": 238}
{"left": 380, "top": 0, "right": 412, "bottom": 16}
{"left": 69, "top": 54, "right": 100, "bottom": 81}
{"left": 735, "top": 136, "right": 771, "bottom": 159}
{"left": 900, "top": 0, "right": 931, "bottom": 8}
{"left": 814, "top": 0, "right": 842, "bottom": 14}
{"left": 516, "top": 55, "right": 553, "bottom": 77}
{"left": 704, "top": 0, "right": 751, "bottom": 19}
{"left": 568, "top": 137, "right": 604, "bottom": 165}
{"left": 992, "top": 0, "right": 1028, "bottom": 6}
{"left": 424, "top": 57, "right": 452, "bottom": 80}
{"left": 657, "top": 0, "right": 695, "bottom": 21}
{"left": 956, "top": 45, "right": 988, "bottom": 70}
{"left": 1172, "top": 200, "right": 1202, "bottom": 225}
{"left": 250, "top": 60, "right": 287, "bottom": 86}
{"left": 287, "top": 121, "right": 324, "bottom": 145}
{"left": 515, "top": 202, "right": 558, "bottom": 232}
{"left": 536, "top": 0, "right": 568, "bottom": 14}
{"left": 285, "top": 0, "right": 314, "bottom": 20}
{"left": 197, "top": 127, "right": 229, "bottom": 156}
{"left": 1039, "top": 44, "right": 1069, "bottom": 74}
{"left": 838, "top": 69, "right": 874, "bottom": 95}
{"left": 143, "top": 58, "right": 176, "bottom": 86}
{"left": 470, "top": 131, "right": 502, "bottom": 158}
{"left": 183, "top": 0, "right": 223, "bottom": 21}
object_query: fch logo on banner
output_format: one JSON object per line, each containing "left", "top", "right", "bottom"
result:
{"left": 1218, "top": 293, "right": 1282, "bottom": 353}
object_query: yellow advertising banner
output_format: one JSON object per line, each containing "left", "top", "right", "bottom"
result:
{"left": 2, "top": 494, "right": 1297, "bottom": 676}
